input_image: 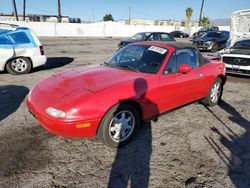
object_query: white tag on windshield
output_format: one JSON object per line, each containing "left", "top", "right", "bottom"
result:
{"left": 148, "top": 46, "right": 167, "bottom": 54}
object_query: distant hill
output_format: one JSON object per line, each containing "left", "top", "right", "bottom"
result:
{"left": 211, "top": 18, "right": 230, "bottom": 26}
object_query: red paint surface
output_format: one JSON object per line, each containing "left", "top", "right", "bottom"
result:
{"left": 26, "top": 43, "right": 226, "bottom": 138}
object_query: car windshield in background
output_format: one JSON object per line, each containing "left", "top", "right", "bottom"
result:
{"left": 202, "top": 32, "right": 221, "bottom": 38}
{"left": 106, "top": 44, "right": 167, "bottom": 74}
{"left": 129, "top": 33, "right": 151, "bottom": 41}
{"left": 233, "top": 40, "right": 250, "bottom": 49}
{"left": 199, "top": 27, "right": 209, "bottom": 32}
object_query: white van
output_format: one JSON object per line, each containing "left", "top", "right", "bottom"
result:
{"left": 0, "top": 25, "right": 47, "bottom": 75}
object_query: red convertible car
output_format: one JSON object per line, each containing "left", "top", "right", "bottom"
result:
{"left": 26, "top": 42, "right": 226, "bottom": 148}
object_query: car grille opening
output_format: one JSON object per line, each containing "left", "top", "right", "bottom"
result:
{"left": 222, "top": 57, "right": 250, "bottom": 66}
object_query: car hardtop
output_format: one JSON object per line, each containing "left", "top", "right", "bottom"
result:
{"left": 130, "top": 41, "right": 210, "bottom": 66}
{"left": 133, "top": 41, "right": 198, "bottom": 50}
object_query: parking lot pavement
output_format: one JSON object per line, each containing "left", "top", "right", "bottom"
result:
{"left": 0, "top": 37, "right": 249, "bottom": 187}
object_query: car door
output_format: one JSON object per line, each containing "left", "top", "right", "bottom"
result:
{"left": 158, "top": 49, "right": 206, "bottom": 113}
{"left": 0, "top": 35, "right": 14, "bottom": 71}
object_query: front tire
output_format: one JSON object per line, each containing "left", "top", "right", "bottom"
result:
{"left": 6, "top": 57, "right": 32, "bottom": 75}
{"left": 202, "top": 78, "right": 223, "bottom": 107}
{"left": 97, "top": 104, "right": 140, "bottom": 148}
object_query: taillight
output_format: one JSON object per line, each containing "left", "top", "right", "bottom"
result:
{"left": 39, "top": 46, "right": 44, "bottom": 55}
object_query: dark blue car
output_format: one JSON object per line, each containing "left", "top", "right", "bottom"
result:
{"left": 193, "top": 31, "right": 230, "bottom": 52}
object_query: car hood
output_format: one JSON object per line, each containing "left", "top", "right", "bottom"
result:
{"left": 37, "top": 65, "right": 147, "bottom": 99}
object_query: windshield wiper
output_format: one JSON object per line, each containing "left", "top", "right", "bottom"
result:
{"left": 116, "top": 65, "right": 140, "bottom": 72}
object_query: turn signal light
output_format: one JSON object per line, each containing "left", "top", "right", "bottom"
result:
{"left": 76, "top": 123, "right": 91, "bottom": 128}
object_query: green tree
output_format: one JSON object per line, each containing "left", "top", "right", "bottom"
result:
{"left": 103, "top": 14, "right": 114, "bottom": 21}
{"left": 200, "top": 16, "right": 210, "bottom": 26}
{"left": 185, "top": 7, "right": 193, "bottom": 27}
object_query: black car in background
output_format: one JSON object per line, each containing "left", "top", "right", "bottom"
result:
{"left": 170, "top": 30, "right": 189, "bottom": 38}
{"left": 118, "top": 32, "right": 175, "bottom": 49}
{"left": 192, "top": 26, "right": 219, "bottom": 39}
{"left": 193, "top": 31, "right": 230, "bottom": 52}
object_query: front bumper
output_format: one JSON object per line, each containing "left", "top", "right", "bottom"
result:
{"left": 193, "top": 42, "right": 213, "bottom": 51}
{"left": 225, "top": 64, "right": 250, "bottom": 76}
{"left": 223, "top": 56, "right": 250, "bottom": 76}
{"left": 26, "top": 87, "right": 101, "bottom": 138}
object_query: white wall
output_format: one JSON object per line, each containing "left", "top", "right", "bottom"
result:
{"left": 1, "top": 21, "right": 230, "bottom": 37}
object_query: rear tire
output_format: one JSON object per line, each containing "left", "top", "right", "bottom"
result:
{"left": 202, "top": 78, "right": 223, "bottom": 107}
{"left": 6, "top": 57, "right": 32, "bottom": 75}
{"left": 97, "top": 104, "right": 140, "bottom": 148}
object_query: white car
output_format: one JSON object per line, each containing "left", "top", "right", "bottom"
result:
{"left": 220, "top": 39, "right": 250, "bottom": 76}
{"left": 0, "top": 25, "right": 47, "bottom": 75}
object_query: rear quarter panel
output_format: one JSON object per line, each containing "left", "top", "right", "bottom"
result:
{"left": 202, "top": 59, "right": 226, "bottom": 95}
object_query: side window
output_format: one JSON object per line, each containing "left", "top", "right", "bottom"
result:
{"left": 8, "top": 32, "right": 31, "bottom": 44}
{"left": 0, "top": 36, "right": 12, "bottom": 45}
{"left": 176, "top": 49, "right": 199, "bottom": 69}
{"left": 160, "top": 33, "right": 170, "bottom": 41}
{"left": 163, "top": 52, "right": 177, "bottom": 74}
{"left": 149, "top": 33, "right": 159, "bottom": 41}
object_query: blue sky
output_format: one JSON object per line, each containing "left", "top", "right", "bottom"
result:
{"left": 1, "top": 0, "right": 249, "bottom": 21}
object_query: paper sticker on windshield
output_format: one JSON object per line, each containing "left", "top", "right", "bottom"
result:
{"left": 148, "top": 46, "right": 168, "bottom": 54}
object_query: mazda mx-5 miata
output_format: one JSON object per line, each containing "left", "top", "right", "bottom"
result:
{"left": 27, "top": 42, "right": 226, "bottom": 148}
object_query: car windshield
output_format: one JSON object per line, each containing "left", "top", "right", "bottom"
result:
{"left": 232, "top": 40, "right": 250, "bottom": 49}
{"left": 202, "top": 32, "right": 222, "bottom": 38}
{"left": 199, "top": 27, "right": 209, "bottom": 32}
{"left": 129, "top": 32, "right": 151, "bottom": 41}
{"left": 105, "top": 44, "right": 168, "bottom": 74}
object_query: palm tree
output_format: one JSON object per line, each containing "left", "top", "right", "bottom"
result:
{"left": 185, "top": 7, "right": 193, "bottom": 27}
{"left": 200, "top": 16, "right": 210, "bottom": 26}
{"left": 58, "top": 0, "right": 62, "bottom": 22}
{"left": 199, "top": 0, "right": 205, "bottom": 26}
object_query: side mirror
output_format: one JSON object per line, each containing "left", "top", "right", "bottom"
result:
{"left": 179, "top": 64, "right": 192, "bottom": 74}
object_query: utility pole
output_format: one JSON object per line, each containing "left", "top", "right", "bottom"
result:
{"left": 23, "top": 0, "right": 26, "bottom": 21}
{"left": 12, "top": 0, "right": 19, "bottom": 21}
{"left": 199, "top": 0, "right": 205, "bottom": 26}
{"left": 58, "top": 0, "right": 62, "bottom": 22}
{"left": 128, "top": 7, "right": 131, "bottom": 25}
{"left": 93, "top": 8, "right": 95, "bottom": 23}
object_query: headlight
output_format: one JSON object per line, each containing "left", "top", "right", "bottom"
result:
{"left": 46, "top": 107, "right": 66, "bottom": 118}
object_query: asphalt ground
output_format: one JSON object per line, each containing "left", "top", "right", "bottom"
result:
{"left": 0, "top": 37, "right": 249, "bottom": 188}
